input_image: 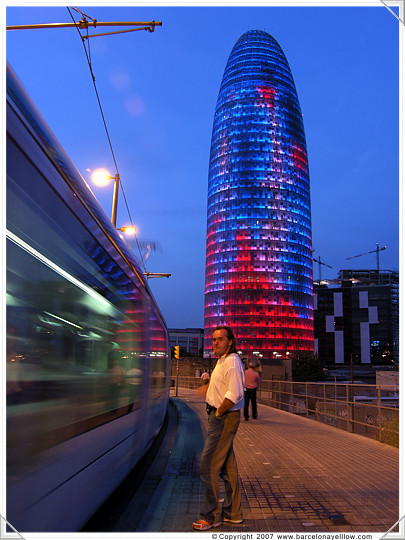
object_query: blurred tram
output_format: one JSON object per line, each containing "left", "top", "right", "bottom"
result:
{"left": 6, "top": 63, "right": 170, "bottom": 532}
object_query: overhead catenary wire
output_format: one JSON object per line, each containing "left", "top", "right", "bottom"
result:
{"left": 67, "top": 6, "right": 146, "bottom": 270}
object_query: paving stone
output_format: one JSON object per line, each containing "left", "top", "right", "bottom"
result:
{"left": 131, "top": 388, "right": 400, "bottom": 534}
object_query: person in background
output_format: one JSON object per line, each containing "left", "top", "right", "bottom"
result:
{"left": 201, "top": 369, "right": 210, "bottom": 384}
{"left": 244, "top": 361, "right": 261, "bottom": 421}
{"left": 192, "top": 326, "right": 245, "bottom": 531}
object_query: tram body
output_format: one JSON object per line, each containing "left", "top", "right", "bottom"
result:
{"left": 6, "top": 64, "right": 170, "bottom": 532}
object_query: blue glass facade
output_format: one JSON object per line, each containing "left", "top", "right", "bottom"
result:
{"left": 204, "top": 30, "right": 314, "bottom": 358}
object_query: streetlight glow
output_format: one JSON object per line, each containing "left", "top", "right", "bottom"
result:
{"left": 121, "top": 226, "right": 137, "bottom": 235}
{"left": 92, "top": 168, "right": 112, "bottom": 187}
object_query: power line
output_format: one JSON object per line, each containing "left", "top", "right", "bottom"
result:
{"left": 67, "top": 6, "right": 149, "bottom": 269}
{"left": 8, "top": 7, "right": 163, "bottom": 274}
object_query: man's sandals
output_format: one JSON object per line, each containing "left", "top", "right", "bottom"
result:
{"left": 192, "top": 519, "right": 222, "bottom": 531}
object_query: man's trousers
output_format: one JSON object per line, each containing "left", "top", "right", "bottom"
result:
{"left": 199, "top": 410, "right": 242, "bottom": 523}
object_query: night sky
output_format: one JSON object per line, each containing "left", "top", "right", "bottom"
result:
{"left": 5, "top": 3, "right": 401, "bottom": 328}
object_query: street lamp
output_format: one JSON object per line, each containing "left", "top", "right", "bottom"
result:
{"left": 91, "top": 175, "right": 171, "bottom": 280}
{"left": 116, "top": 226, "right": 171, "bottom": 279}
{"left": 117, "top": 226, "right": 137, "bottom": 236}
{"left": 91, "top": 168, "right": 120, "bottom": 227}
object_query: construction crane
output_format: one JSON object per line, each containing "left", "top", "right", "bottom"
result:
{"left": 345, "top": 243, "right": 387, "bottom": 273}
{"left": 312, "top": 255, "right": 333, "bottom": 282}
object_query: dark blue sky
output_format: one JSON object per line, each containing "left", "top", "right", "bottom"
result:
{"left": 5, "top": 4, "right": 400, "bottom": 328}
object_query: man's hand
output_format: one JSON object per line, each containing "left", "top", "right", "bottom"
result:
{"left": 216, "top": 398, "right": 234, "bottom": 417}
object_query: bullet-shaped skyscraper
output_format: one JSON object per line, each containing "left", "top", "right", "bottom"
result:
{"left": 204, "top": 30, "right": 314, "bottom": 358}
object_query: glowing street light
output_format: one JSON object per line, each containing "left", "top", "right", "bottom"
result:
{"left": 92, "top": 168, "right": 111, "bottom": 187}
{"left": 91, "top": 168, "right": 120, "bottom": 227}
{"left": 117, "top": 226, "right": 137, "bottom": 235}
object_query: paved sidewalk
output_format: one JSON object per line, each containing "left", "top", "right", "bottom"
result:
{"left": 137, "top": 388, "right": 399, "bottom": 534}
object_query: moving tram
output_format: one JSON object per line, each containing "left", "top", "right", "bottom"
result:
{"left": 6, "top": 63, "right": 170, "bottom": 532}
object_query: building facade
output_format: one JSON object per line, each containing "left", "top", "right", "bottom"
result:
{"left": 204, "top": 30, "right": 313, "bottom": 358}
{"left": 314, "top": 270, "right": 399, "bottom": 365}
{"left": 168, "top": 328, "right": 204, "bottom": 356}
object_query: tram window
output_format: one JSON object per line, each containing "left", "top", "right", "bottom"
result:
{"left": 6, "top": 235, "right": 146, "bottom": 478}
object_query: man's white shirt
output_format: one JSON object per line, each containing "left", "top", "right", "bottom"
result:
{"left": 206, "top": 353, "right": 245, "bottom": 410}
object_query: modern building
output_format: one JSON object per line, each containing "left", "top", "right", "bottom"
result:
{"left": 168, "top": 328, "right": 204, "bottom": 356}
{"left": 204, "top": 30, "right": 313, "bottom": 358}
{"left": 314, "top": 270, "right": 399, "bottom": 366}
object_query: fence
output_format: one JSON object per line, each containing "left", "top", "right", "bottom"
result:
{"left": 170, "top": 376, "right": 399, "bottom": 444}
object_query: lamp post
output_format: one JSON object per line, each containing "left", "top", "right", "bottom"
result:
{"left": 92, "top": 170, "right": 171, "bottom": 280}
{"left": 333, "top": 373, "right": 337, "bottom": 422}
{"left": 91, "top": 168, "right": 120, "bottom": 227}
{"left": 111, "top": 173, "right": 120, "bottom": 228}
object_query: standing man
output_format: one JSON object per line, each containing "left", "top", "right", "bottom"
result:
{"left": 192, "top": 326, "right": 245, "bottom": 531}
{"left": 244, "top": 362, "right": 261, "bottom": 421}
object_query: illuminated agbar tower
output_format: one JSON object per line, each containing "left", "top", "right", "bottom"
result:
{"left": 204, "top": 30, "right": 314, "bottom": 358}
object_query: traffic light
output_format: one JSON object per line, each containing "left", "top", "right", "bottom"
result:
{"left": 174, "top": 346, "right": 180, "bottom": 359}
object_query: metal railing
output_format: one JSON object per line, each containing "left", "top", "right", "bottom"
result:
{"left": 170, "top": 376, "right": 399, "bottom": 444}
